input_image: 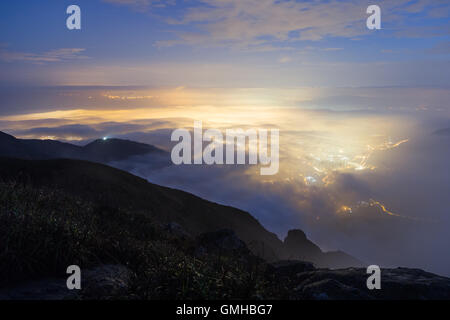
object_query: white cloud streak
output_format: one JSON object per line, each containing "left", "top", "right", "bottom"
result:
{"left": 0, "top": 48, "right": 88, "bottom": 64}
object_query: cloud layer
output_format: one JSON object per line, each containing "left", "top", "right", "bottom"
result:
{"left": 2, "top": 100, "right": 450, "bottom": 275}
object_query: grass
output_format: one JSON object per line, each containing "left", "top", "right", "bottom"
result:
{"left": 0, "top": 181, "right": 274, "bottom": 299}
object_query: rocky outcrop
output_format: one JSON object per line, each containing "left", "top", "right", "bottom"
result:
{"left": 284, "top": 230, "right": 322, "bottom": 260}
{"left": 194, "top": 229, "right": 249, "bottom": 257}
{"left": 282, "top": 229, "right": 364, "bottom": 268}
{"left": 1, "top": 227, "right": 450, "bottom": 300}
{"left": 0, "top": 265, "right": 132, "bottom": 300}
{"left": 291, "top": 267, "right": 450, "bottom": 300}
{"left": 81, "top": 265, "right": 132, "bottom": 299}
{"left": 266, "top": 260, "right": 316, "bottom": 279}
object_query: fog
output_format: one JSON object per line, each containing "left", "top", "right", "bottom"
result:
{"left": 106, "top": 110, "right": 450, "bottom": 276}
{"left": 2, "top": 100, "right": 450, "bottom": 276}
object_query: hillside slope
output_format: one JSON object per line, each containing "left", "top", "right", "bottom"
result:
{"left": 0, "top": 157, "right": 361, "bottom": 267}
{"left": 0, "top": 178, "right": 448, "bottom": 300}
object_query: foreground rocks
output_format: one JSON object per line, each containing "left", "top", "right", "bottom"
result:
{"left": 0, "top": 265, "right": 132, "bottom": 300}
{"left": 1, "top": 229, "right": 449, "bottom": 300}
{"left": 81, "top": 264, "right": 132, "bottom": 299}
{"left": 274, "top": 264, "right": 450, "bottom": 300}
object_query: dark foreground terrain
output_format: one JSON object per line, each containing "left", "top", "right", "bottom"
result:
{"left": 0, "top": 158, "right": 449, "bottom": 300}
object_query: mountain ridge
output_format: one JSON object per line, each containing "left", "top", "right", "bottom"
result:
{"left": 0, "top": 131, "right": 167, "bottom": 163}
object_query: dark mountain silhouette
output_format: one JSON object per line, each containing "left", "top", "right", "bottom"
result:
{"left": 82, "top": 138, "right": 164, "bottom": 162}
{"left": 0, "top": 157, "right": 361, "bottom": 268}
{"left": 0, "top": 131, "right": 168, "bottom": 163}
{"left": 283, "top": 230, "right": 363, "bottom": 268}
{"left": 284, "top": 230, "right": 322, "bottom": 259}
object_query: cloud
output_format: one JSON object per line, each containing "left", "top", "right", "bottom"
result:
{"left": 1, "top": 86, "right": 449, "bottom": 121}
{"left": 103, "top": 0, "right": 151, "bottom": 8}
{"left": 102, "top": 0, "right": 173, "bottom": 11}
{"left": 13, "top": 124, "right": 100, "bottom": 140}
{"left": 322, "top": 47, "right": 344, "bottom": 52}
{"left": 2, "top": 101, "right": 450, "bottom": 275}
{"left": 7, "top": 120, "right": 177, "bottom": 144}
{"left": 0, "top": 47, "right": 88, "bottom": 64}
{"left": 278, "top": 56, "right": 292, "bottom": 64}
{"left": 150, "top": 0, "right": 450, "bottom": 49}
{"left": 393, "top": 23, "right": 450, "bottom": 38}
{"left": 155, "top": 0, "right": 368, "bottom": 48}
{"left": 107, "top": 113, "right": 450, "bottom": 276}
{"left": 427, "top": 41, "right": 450, "bottom": 54}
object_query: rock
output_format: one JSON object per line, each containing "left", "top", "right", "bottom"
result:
{"left": 0, "top": 264, "right": 132, "bottom": 300}
{"left": 0, "top": 277, "right": 78, "bottom": 300}
{"left": 267, "top": 260, "right": 316, "bottom": 279}
{"left": 292, "top": 267, "right": 450, "bottom": 300}
{"left": 283, "top": 229, "right": 322, "bottom": 261}
{"left": 81, "top": 264, "right": 132, "bottom": 299}
{"left": 282, "top": 229, "right": 363, "bottom": 268}
{"left": 195, "top": 229, "right": 248, "bottom": 257}
{"left": 370, "top": 268, "right": 450, "bottom": 300}
{"left": 298, "top": 278, "right": 371, "bottom": 300}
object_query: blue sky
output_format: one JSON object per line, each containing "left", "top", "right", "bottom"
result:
{"left": 0, "top": 0, "right": 449, "bottom": 88}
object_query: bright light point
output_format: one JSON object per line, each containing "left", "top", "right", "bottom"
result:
{"left": 304, "top": 176, "right": 317, "bottom": 185}
{"left": 338, "top": 206, "right": 353, "bottom": 214}
{"left": 103, "top": 137, "right": 108, "bottom": 141}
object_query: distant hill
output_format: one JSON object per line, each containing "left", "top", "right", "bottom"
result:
{"left": 0, "top": 131, "right": 168, "bottom": 163}
{"left": 0, "top": 157, "right": 362, "bottom": 268}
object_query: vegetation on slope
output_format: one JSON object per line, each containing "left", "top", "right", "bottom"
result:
{"left": 0, "top": 181, "right": 271, "bottom": 299}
